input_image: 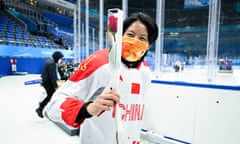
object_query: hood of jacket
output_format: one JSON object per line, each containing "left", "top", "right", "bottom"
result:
{"left": 52, "top": 51, "right": 64, "bottom": 63}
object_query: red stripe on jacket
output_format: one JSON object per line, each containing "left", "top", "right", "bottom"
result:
{"left": 60, "top": 97, "right": 85, "bottom": 128}
{"left": 69, "top": 49, "right": 109, "bottom": 82}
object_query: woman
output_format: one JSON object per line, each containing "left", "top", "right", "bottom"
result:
{"left": 45, "top": 12, "right": 158, "bottom": 144}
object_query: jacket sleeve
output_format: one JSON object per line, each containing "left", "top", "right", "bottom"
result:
{"left": 45, "top": 49, "right": 110, "bottom": 128}
{"left": 60, "top": 97, "right": 86, "bottom": 128}
{"left": 44, "top": 81, "right": 91, "bottom": 128}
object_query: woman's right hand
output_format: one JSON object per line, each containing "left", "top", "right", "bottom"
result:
{"left": 87, "top": 88, "right": 120, "bottom": 116}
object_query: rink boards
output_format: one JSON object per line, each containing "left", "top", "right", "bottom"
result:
{"left": 142, "top": 78, "right": 240, "bottom": 144}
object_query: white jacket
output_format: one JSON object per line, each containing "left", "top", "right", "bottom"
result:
{"left": 45, "top": 49, "right": 152, "bottom": 144}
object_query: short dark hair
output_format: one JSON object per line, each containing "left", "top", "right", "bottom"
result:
{"left": 123, "top": 12, "right": 158, "bottom": 45}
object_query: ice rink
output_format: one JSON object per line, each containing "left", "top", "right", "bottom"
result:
{"left": 0, "top": 74, "right": 79, "bottom": 144}
{"left": 0, "top": 67, "right": 239, "bottom": 144}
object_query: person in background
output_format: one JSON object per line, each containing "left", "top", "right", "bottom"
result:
{"left": 0, "top": 0, "right": 5, "bottom": 10}
{"left": 45, "top": 12, "right": 158, "bottom": 143}
{"left": 36, "top": 51, "right": 64, "bottom": 118}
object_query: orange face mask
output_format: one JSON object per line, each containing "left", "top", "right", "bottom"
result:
{"left": 121, "top": 36, "right": 149, "bottom": 62}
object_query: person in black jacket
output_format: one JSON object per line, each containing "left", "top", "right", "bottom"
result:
{"left": 36, "top": 51, "right": 64, "bottom": 118}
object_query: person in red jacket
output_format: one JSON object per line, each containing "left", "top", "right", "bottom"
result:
{"left": 36, "top": 51, "right": 64, "bottom": 118}
{"left": 45, "top": 12, "right": 158, "bottom": 143}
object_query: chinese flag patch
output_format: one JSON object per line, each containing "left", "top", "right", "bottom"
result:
{"left": 131, "top": 83, "right": 140, "bottom": 94}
